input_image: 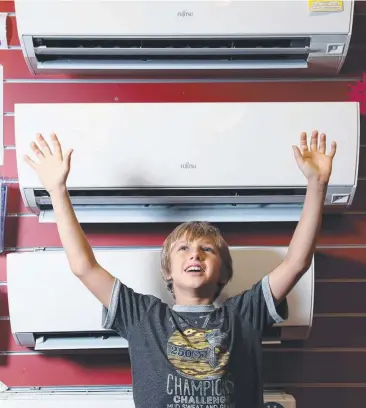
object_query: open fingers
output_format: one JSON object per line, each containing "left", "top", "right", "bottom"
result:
{"left": 50, "top": 132, "right": 63, "bottom": 159}
{"left": 328, "top": 140, "right": 337, "bottom": 158}
{"left": 300, "top": 130, "right": 336, "bottom": 157}
{"left": 36, "top": 133, "right": 52, "bottom": 156}
{"left": 299, "top": 132, "right": 308, "bottom": 154}
{"left": 318, "top": 133, "right": 326, "bottom": 154}
{"left": 24, "top": 154, "right": 38, "bottom": 170}
{"left": 310, "top": 130, "right": 318, "bottom": 152}
{"left": 292, "top": 145, "right": 304, "bottom": 167}
{"left": 30, "top": 140, "right": 45, "bottom": 160}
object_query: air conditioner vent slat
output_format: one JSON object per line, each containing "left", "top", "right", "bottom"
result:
{"left": 34, "top": 188, "right": 308, "bottom": 198}
{"left": 35, "top": 332, "right": 128, "bottom": 351}
{"left": 32, "top": 36, "right": 310, "bottom": 63}
{"left": 37, "top": 54, "right": 309, "bottom": 63}
{"left": 33, "top": 36, "right": 311, "bottom": 50}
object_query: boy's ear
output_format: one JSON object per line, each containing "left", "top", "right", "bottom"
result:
{"left": 163, "top": 269, "right": 171, "bottom": 281}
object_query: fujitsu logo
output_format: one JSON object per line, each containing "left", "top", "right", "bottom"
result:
{"left": 177, "top": 10, "right": 193, "bottom": 17}
{"left": 181, "top": 162, "right": 196, "bottom": 169}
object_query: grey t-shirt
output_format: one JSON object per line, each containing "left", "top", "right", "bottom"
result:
{"left": 103, "top": 275, "right": 287, "bottom": 408}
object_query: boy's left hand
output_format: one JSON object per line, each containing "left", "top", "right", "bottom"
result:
{"left": 292, "top": 130, "right": 337, "bottom": 185}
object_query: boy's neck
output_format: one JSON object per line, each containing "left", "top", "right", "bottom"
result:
{"left": 174, "top": 293, "right": 214, "bottom": 307}
{"left": 172, "top": 303, "right": 216, "bottom": 313}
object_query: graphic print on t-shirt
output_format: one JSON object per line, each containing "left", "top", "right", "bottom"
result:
{"left": 166, "top": 327, "right": 235, "bottom": 408}
{"left": 167, "top": 328, "right": 229, "bottom": 380}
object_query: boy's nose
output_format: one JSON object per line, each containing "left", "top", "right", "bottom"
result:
{"left": 190, "top": 249, "right": 202, "bottom": 260}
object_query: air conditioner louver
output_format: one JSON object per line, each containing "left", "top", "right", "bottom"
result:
{"left": 33, "top": 36, "right": 310, "bottom": 62}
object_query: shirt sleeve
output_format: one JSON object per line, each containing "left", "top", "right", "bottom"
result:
{"left": 101, "top": 278, "right": 158, "bottom": 338}
{"left": 226, "top": 275, "right": 288, "bottom": 333}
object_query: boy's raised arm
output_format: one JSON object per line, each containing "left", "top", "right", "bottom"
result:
{"left": 24, "top": 133, "right": 115, "bottom": 308}
{"left": 268, "top": 131, "right": 337, "bottom": 304}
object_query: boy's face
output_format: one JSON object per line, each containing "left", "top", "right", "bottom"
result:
{"left": 168, "top": 235, "right": 226, "bottom": 304}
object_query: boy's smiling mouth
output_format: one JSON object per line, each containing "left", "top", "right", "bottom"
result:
{"left": 185, "top": 264, "right": 205, "bottom": 273}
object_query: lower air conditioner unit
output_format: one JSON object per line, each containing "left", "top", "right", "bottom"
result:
{"left": 0, "top": 388, "right": 296, "bottom": 407}
{"left": 7, "top": 247, "right": 313, "bottom": 352}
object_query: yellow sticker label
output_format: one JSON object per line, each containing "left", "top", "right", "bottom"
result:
{"left": 308, "top": 0, "right": 343, "bottom": 12}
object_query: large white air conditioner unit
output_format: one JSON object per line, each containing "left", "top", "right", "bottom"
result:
{"left": 0, "top": 388, "right": 296, "bottom": 408}
{"left": 7, "top": 247, "right": 313, "bottom": 351}
{"left": 14, "top": 0, "right": 354, "bottom": 78}
{"left": 14, "top": 101, "right": 360, "bottom": 224}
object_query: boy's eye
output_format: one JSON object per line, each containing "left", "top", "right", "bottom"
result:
{"left": 177, "top": 244, "right": 215, "bottom": 252}
{"left": 202, "top": 247, "right": 214, "bottom": 252}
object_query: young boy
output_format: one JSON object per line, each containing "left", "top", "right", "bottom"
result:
{"left": 24, "top": 130, "right": 336, "bottom": 408}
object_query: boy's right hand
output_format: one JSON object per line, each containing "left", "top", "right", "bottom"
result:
{"left": 24, "top": 133, "right": 73, "bottom": 195}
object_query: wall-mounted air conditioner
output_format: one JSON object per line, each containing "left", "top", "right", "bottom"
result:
{"left": 14, "top": 0, "right": 354, "bottom": 79}
{"left": 14, "top": 101, "right": 360, "bottom": 223}
{"left": 0, "top": 387, "right": 296, "bottom": 407}
{"left": 7, "top": 247, "right": 313, "bottom": 351}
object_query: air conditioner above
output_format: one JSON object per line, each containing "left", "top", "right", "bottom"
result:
{"left": 7, "top": 247, "right": 313, "bottom": 351}
{"left": 14, "top": 0, "right": 354, "bottom": 78}
{"left": 14, "top": 101, "right": 360, "bottom": 224}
